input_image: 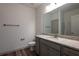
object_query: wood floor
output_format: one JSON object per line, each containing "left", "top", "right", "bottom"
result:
{"left": 1, "top": 48, "right": 36, "bottom": 56}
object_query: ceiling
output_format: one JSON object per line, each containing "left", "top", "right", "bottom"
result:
{"left": 21, "top": 3, "right": 49, "bottom": 8}
{"left": 60, "top": 3, "right": 79, "bottom": 12}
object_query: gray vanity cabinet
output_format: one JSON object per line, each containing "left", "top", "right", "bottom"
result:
{"left": 35, "top": 37, "right": 40, "bottom": 55}
{"left": 40, "top": 39, "right": 60, "bottom": 56}
{"left": 40, "top": 41, "right": 60, "bottom": 56}
{"left": 35, "top": 37, "right": 79, "bottom": 56}
{"left": 48, "top": 48, "right": 60, "bottom": 56}
{"left": 61, "top": 46, "right": 79, "bottom": 56}
{"left": 40, "top": 43, "right": 48, "bottom": 56}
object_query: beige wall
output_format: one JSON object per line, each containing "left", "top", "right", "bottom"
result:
{"left": 0, "top": 4, "right": 35, "bottom": 53}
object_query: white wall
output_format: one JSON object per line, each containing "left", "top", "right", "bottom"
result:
{"left": 35, "top": 6, "right": 45, "bottom": 35}
{"left": 0, "top": 4, "right": 35, "bottom": 53}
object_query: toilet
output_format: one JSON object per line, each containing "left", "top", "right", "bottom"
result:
{"left": 28, "top": 41, "right": 36, "bottom": 51}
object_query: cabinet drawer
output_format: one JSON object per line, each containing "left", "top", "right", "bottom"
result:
{"left": 62, "top": 47, "right": 79, "bottom": 56}
{"left": 40, "top": 39, "right": 60, "bottom": 51}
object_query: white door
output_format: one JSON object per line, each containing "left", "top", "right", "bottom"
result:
{"left": 71, "top": 15, "right": 79, "bottom": 36}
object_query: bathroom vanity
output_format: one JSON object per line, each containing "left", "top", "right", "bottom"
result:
{"left": 35, "top": 35, "right": 79, "bottom": 56}
{"left": 35, "top": 3, "right": 79, "bottom": 56}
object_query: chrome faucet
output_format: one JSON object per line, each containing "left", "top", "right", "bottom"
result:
{"left": 54, "top": 34, "right": 58, "bottom": 38}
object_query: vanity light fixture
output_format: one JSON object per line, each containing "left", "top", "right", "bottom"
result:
{"left": 45, "top": 2, "right": 66, "bottom": 13}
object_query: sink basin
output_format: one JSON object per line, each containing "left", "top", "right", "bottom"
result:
{"left": 39, "top": 35, "right": 68, "bottom": 41}
{"left": 40, "top": 35, "right": 54, "bottom": 38}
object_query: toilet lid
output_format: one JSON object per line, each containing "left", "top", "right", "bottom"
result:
{"left": 28, "top": 41, "right": 35, "bottom": 45}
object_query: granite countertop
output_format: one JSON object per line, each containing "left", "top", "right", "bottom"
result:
{"left": 36, "top": 35, "right": 79, "bottom": 50}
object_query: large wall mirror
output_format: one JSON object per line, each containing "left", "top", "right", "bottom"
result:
{"left": 43, "top": 3, "right": 79, "bottom": 36}
{"left": 61, "top": 3, "right": 79, "bottom": 36}
{"left": 43, "top": 8, "right": 59, "bottom": 34}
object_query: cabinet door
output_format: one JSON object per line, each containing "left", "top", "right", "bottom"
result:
{"left": 62, "top": 46, "right": 79, "bottom": 56}
{"left": 40, "top": 39, "right": 60, "bottom": 51}
{"left": 48, "top": 47, "right": 60, "bottom": 56}
{"left": 35, "top": 37, "right": 40, "bottom": 55}
{"left": 40, "top": 43, "right": 48, "bottom": 56}
{"left": 40, "top": 39, "right": 60, "bottom": 56}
